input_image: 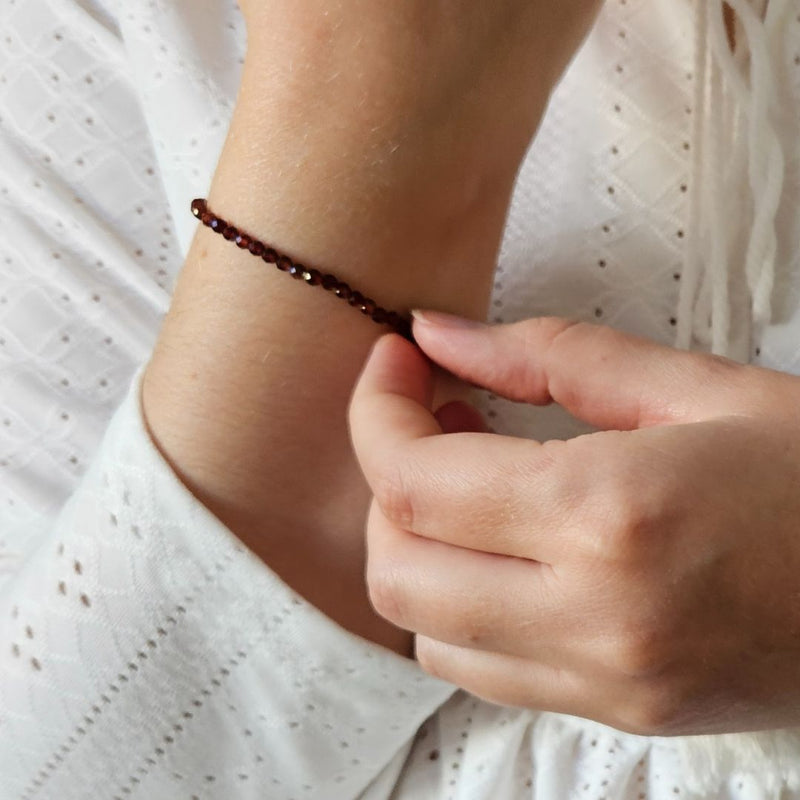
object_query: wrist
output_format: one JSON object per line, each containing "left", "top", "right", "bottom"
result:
{"left": 144, "top": 39, "right": 531, "bottom": 653}
{"left": 211, "top": 66, "right": 524, "bottom": 316}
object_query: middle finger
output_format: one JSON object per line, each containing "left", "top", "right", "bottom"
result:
{"left": 367, "top": 500, "right": 576, "bottom": 662}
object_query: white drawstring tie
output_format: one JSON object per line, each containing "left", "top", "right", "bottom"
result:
{"left": 675, "top": 0, "right": 792, "bottom": 360}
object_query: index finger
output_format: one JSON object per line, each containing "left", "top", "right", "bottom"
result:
{"left": 349, "top": 333, "right": 442, "bottom": 485}
{"left": 349, "top": 333, "right": 574, "bottom": 564}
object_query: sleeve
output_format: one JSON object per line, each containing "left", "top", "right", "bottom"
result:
{"left": 0, "top": 362, "right": 456, "bottom": 800}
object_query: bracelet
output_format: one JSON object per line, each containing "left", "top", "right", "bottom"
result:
{"left": 190, "top": 199, "right": 413, "bottom": 341}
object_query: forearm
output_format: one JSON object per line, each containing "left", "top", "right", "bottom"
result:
{"left": 142, "top": 55, "right": 538, "bottom": 653}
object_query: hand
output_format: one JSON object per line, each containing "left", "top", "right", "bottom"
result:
{"left": 348, "top": 312, "right": 800, "bottom": 735}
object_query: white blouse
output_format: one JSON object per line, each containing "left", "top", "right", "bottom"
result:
{"left": 1, "top": 0, "right": 800, "bottom": 798}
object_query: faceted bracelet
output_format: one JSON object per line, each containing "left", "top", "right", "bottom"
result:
{"left": 190, "top": 199, "right": 413, "bottom": 342}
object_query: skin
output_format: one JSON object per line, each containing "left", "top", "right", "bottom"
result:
{"left": 144, "top": 0, "right": 777, "bottom": 736}
{"left": 349, "top": 312, "right": 800, "bottom": 736}
{"left": 142, "top": 1, "right": 602, "bottom": 655}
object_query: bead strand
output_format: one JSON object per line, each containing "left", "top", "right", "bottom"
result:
{"left": 191, "top": 199, "right": 413, "bottom": 341}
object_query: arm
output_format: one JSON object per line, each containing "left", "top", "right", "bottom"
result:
{"left": 142, "top": 2, "right": 602, "bottom": 654}
{"left": 141, "top": 66, "right": 514, "bottom": 656}
{"left": 0, "top": 6, "right": 607, "bottom": 796}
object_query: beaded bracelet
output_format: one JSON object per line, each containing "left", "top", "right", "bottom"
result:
{"left": 191, "top": 199, "right": 413, "bottom": 342}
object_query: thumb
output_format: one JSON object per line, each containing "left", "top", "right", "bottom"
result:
{"left": 411, "top": 311, "right": 746, "bottom": 430}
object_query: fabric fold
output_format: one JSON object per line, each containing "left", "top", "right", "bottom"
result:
{"left": 0, "top": 363, "right": 455, "bottom": 800}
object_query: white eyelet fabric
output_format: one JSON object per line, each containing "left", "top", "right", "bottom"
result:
{"left": 1, "top": 0, "right": 800, "bottom": 798}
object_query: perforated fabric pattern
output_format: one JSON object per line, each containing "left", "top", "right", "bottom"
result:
{"left": 0, "top": 0, "right": 174, "bottom": 575}
{"left": 2, "top": 0, "right": 800, "bottom": 797}
{"left": 0, "top": 363, "right": 456, "bottom": 800}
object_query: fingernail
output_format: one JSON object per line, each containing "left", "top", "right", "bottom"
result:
{"left": 411, "top": 309, "right": 487, "bottom": 329}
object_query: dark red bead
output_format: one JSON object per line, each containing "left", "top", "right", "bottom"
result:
{"left": 189, "top": 200, "right": 413, "bottom": 341}
{"left": 304, "top": 269, "right": 322, "bottom": 286}
{"left": 348, "top": 291, "right": 365, "bottom": 308}
{"left": 385, "top": 311, "right": 402, "bottom": 329}
{"left": 360, "top": 298, "right": 377, "bottom": 316}
{"left": 397, "top": 318, "right": 413, "bottom": 341}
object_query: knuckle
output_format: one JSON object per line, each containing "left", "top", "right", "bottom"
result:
{"left": 538, "top": 319, "right": 587, "bottom": 403}
{"left": 609, "top": 607, "right": 675, "bottom": 680}
{"left": 615, "top": 681, "right": 685, "bottom": 737}
{"left": 366, "top": 561, "right": 409, "bottom": 628}
{"left": 449, "top": 606, "right": 496, "bottom": 649}
{"left": 590, "top": 471, "right": 671, "bottom": 567}
{"left": 371, "top": 460, "right": 416, "bottom": 530}
{"left": 414, "top": 637, "right": 444, "bottom": 679}
{"left": 613, "top": 629, "right": 668, "bottom": 680}
{"left": 594, "top": 496, "right": 653, "bottom": 565}
{"left": 611, "top": 512, "right": 651, "bottom": 564}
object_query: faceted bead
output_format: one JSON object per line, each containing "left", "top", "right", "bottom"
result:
{"left": 335, "top": 283, "right": 352, "bottom": 300}
{"left": 360, "top": 298, "right": 377, "bottom": 316}
{"left": 385, "top": 311, "right": 402, "bottom": 329}
{"left": 188, "top": 200, "right": 412, "bottom": 340}
{"left": 348, "top": 291, "right": 365, "bottom": 308}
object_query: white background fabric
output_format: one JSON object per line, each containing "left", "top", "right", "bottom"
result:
{"left": 1, "top": 0, "right": 800, "bottom": 797}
